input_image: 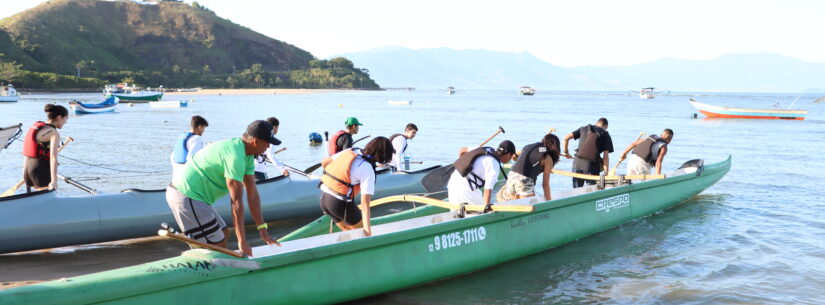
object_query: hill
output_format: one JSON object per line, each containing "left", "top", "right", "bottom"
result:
{"left": 0, "top": 0, "right": 377, "bottom": 90}
{"left": 337, "top": 47, "right": 825, "bottom": 92}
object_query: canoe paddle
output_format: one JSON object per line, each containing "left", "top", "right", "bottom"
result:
{"left": 1, "top": 136, "right": 74, "bottom": 197}
{"left": 304, "top": 134, "right": 371, "bottom": 174}
{"left": 478, "top": 126, "right": 505, "bottom": 147}
{"left": 57, "top": 174, "right": 97, "bottom": 194}
{"left": 158, "top": 223, "right": 245, "bottom": 258}
{"left": 609, "top": 132, "right": 646, "bottom": 176}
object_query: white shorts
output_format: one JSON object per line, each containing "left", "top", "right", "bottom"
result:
{"left": 626, "top": 154, "right": 652, "bottom": 176}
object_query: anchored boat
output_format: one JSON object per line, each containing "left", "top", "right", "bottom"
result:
{"left": 0, "top": 157, "right": 730, "bottom": 304}
{"left": 69, "top": 97, "right": 119, "bottom": 114}
{"left": 387, "top": 99, "right": 412, "bottom": 106}
{"left": 690, "top": 98, "right": 808, "bottom": 120}
{"left": 105, "top": 83, "right": 164, "bottom": 102}
{"left": 149, "top": 99, "right": 189, "bottom": 108}
{"left": 0, "top": 84, "right": 20, "bottom": 102}
{"left": 0, "top": 166, "right": 442, "bottom": 254}
{"left": 519, "top": 86, "right": 536, "bottom": 95}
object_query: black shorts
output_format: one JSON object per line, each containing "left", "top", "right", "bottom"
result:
{"left": 572, "top": 158, "right": 600, "bottom": 188}
{"left": 24, "top": 157, "right": 51, "bottom": 188}
{"left": 319, "top": 191, "right": 361, "bottom": 225}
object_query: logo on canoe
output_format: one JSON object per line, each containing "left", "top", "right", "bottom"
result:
{"left": 146, "top": 260, "right": 215, "bottom": 276}
{"left": 595, "top": 193, "right": 630, "bottom": 212}
{"left": 428, "top": 226, "right": 486, "bottom": 252}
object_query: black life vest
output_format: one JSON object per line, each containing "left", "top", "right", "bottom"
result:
{"left": 632, "top": 135, "right": 667, "bottom": 164}
{"left": 22, "top": 121, "right": 55, "bottom": 160}
{"left": 453, "top": 147, "right": 503, "bottom": 192}
{"left": 389, "top": 133, "right": 407, "bottom": 154}
{"left": 575, "top": 125, "right": 601, "bottom": 162}
{"left": 511, "top": 142, "right": 546, "bottom": 181}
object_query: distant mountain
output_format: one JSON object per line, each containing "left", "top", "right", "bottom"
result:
{"left": 337, "top": 47, "right": 825, "bottom": 92}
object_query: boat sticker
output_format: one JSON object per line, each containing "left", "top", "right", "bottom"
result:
{"left": 510, "top": 212, "right": 550, "bottom": 229}
{"left": 428, "top": 226, "right": 486, "bottom": 252}
{"left": 595, "top": 193, "right": 630, "bottom": 213}
{"left": 146, "top": 260, "right": 215, "bottom": 276}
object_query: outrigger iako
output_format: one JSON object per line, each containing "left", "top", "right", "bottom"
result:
{"left": 0, "top": 156, "right": 730, "bottom": 304}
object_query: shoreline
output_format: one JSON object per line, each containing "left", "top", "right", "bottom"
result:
{"left": 165, "top": 88, "right": 371, "bottom": 96}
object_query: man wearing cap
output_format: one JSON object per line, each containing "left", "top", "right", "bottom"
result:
{"left": 328, "top": 117, "right": 362, "bottom": 156}
{"left": 166, "top": 120, "right": 281, "bottom": 256}
{"left": 447, "top": 140, "right": 517, "bottom": 211}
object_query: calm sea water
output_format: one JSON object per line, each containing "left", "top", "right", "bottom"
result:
{"left": 1, "top": 90, "right": 824, "bottom": 304}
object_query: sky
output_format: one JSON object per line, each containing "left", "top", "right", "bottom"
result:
{"left": 2, "top": 0, "right": 824, "bottom": 67}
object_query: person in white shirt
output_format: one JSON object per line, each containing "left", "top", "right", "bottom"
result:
{"left": 447, "top": 140, "right": 517, "bottom": 211}
{"left": 389, "top": 123, "right": 418, "bottom": 171}
{"left": 254, "top": 117, "right": 289, "bottom": 180}
{"left": 170, "top": 116, "right": 208, "bottom": 183}
{"left": 319, "top": 137, "right": 394, "bottom": 236}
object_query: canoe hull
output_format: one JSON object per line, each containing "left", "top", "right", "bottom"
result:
{"left": 0, "top": 158, "right": 731, "bottom": 304}
{"left": 690, "top": 100, "right": 807, "bottom": 120}
{"left": 108, "top": 92, "right": 163, "bottom": 102}
{"left": 0, "top": 167, "right": 441, "bottom": 253}
{"left": 0, "top": 96, "right": 18, "bottom": 102}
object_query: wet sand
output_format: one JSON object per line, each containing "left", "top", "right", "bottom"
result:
{"left": 165, "top": 88, "right": 366, "bottom": 96}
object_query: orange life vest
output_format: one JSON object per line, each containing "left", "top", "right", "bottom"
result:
{"left": 321, "top": 149, "right": 361, "bottom": 198}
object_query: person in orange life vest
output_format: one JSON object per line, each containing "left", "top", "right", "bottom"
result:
{"left": 328, "top": 116, "right": 362, "bottom": 156}
{"left": 22, "top": 104, "right": 69, "bottom": 192}
{"left": 618, "top": 129, "right": 673, "bottom": 175}
{"left": 319, "top": 137, "right": 394, "bottom": 236}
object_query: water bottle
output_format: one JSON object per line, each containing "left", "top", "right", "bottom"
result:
{"left": 403, "top": 154, "right": 411, "bottom": 171}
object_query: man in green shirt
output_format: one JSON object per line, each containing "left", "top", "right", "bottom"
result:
{"left": 166, "top": 120, "right": 281, "bottom": 256}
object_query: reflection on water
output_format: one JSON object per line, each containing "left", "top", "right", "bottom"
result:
{"left": 2, "top": 90, "right": 824, "bottom": 303}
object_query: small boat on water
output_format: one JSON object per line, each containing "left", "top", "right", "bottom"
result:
{"left": 520, "top": 86, "right": 536, "bottom": 95}
{"left": 690, "top": 98, "right": 808, "bottom": 120}
{"left": 176, "top": 87, "right": 201, "bottom": 92}
{"left": 0, "top": 123, "right": 22, "bottom": 153}
{"left": 640, "top": 87, "right": 656, "bottom": 99}
{"left": 0, "top": 157, "right": 731, "bottom": 304}
{"left": 149, "top": 99, "right": 189, "bottom": 108}
{"left": 0, "top": 84, "right": 20, "bottom": 102}
{"left": 387, "top": 99, "right": 412, "bottom": 106}
{"left": 447, "top": 86, "right": 455, "bottom": 95}
{"left": 105, "top": 83, "right": 164, "bottom": 102}
{"left": 69, "top": 97, "right": 119, "bottom": 114}
{"left": 0, "top": 166, "right": 442, "bottom": 254}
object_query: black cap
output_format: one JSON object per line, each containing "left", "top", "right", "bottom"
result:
{"left": 245, "top": 120, "right": 281, "bottom": 145}
{"left": 497, "top": 140, "right": 516, "bottom": 155}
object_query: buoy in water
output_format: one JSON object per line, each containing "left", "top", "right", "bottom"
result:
{"left": 691, "top": 113, "right": 698, "bottom": 119}
{"left": 309, "top": 132, "right": 323, "bottom": 144}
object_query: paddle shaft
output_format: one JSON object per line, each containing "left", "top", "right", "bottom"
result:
{"left": 478, "top": 127, "right": 504, "bottom": 147}
{"left": 158, "top": 229, "right": 245, "bottom": 258}
{"left": 273, "top": 147, "right": 287, "bottom": 154}
{"left": 610, "top": 132, "right": 646, "bottom": 174}
{"left": 57, "top": 174, "right": 97, "bottom": 194}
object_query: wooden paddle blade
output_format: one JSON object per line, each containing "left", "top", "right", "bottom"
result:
{"left": 815, "top": 96, "right": 825, "bottom": 104}
{"left": 421, "top": 164, "right": 454, "bottom": 193}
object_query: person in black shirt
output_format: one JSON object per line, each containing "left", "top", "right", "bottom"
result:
{"left": 562, "top": 118, "right": 614, "bottom": 188}
{"left": 496, "top": 133, "right": 560, "bottom": 202}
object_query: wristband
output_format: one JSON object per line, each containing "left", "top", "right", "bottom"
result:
{"left": 256, "top": 223, "right": 268, "bottom": 230}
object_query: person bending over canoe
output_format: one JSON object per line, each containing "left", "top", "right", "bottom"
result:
{"left": 319, "top": 137, "right": 394, "bottom": 236}
{"left": 166, "top": 120, "right": 281, "bottom": 256}
{"left": 328, "top": 116, "right": 362, "bottom": 156}
{"left": 389, "top": 123, "right": 418, "bottom": 171}
{"left": 497, "top": 133, "right": 560, "bottom": 202}
{"left": 448, "top": 140, "right": 517, "bottom": 211}
{"left": 22, "top": 104, "right": 69, "bottom": 192}
{"left": 618, "top": 129, "right": 673, "bottom": 175}
{"left": 170, "top": 115, "right": 208, "bottom": 183}
{"left": 562, "top": 118, "right": 614, "bottom": 188}
{"left": 253, "top": 117, "right": 289, "bottom": 180}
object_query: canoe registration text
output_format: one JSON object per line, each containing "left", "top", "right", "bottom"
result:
{"left": 428, "top": 226, "right": 486, "bottom": 252}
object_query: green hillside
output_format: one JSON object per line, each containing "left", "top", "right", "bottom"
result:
{"left": 0, "top": 0, "right": 378, "bottom": 90}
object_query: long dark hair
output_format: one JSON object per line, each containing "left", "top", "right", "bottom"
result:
{"left": 363, "top": 136, "right": 394, "bottom": 164}
{"left": 542, "top": 133, "right": 560, "bottom": 164}
{"left": 44, "top": 104, "right": 68, "bottom": 120}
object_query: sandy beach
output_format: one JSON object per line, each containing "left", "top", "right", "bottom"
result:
{"left": 165, "top": 88, "right": 367, "bottom": 96}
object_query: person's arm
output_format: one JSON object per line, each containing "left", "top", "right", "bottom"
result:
{"left": 483, "top": 189, "right": 493, "bottom": 206}
{"left": 340, "top": 135, "right": 353, "bottom": 150}
{"left": 542, "top": 158, "right": 554, "bottom": 201}
{"left": 243, "top": 174, "right": 280, "bottom": 246}
{"left": 48, "top": 132, "right": 61, "bottom": 190}
{"left": 482, "top": 158, "right": 499, "bottom": 208}
{"left": 562, "top": 133, "right": 574, "bottom": 159}
{"left": 654, "top": 146, "right": 668, "bottom": 175}
{"left": 225, "top": 178, "right": 251, "bottom": 256}
{"left": 457, "top": 147, "right": 469, "bottom": 157}
{"left": 601, "top": 151, "right": 610, "bottom": 174}
{"left": 187, "top": 137, "right": 204, "bottom": 162}
{"left": 266, "top": 149, "right": 288, "bottom": 176}
{"left": 361, "top": 194, "right": 372, "bottom": 236}
{"left": 619, "top": 138, "right": 643, "bottom": 161}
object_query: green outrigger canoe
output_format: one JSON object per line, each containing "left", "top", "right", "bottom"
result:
{"left": 0, "top": 157, "right": 730, "bottom": 305}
